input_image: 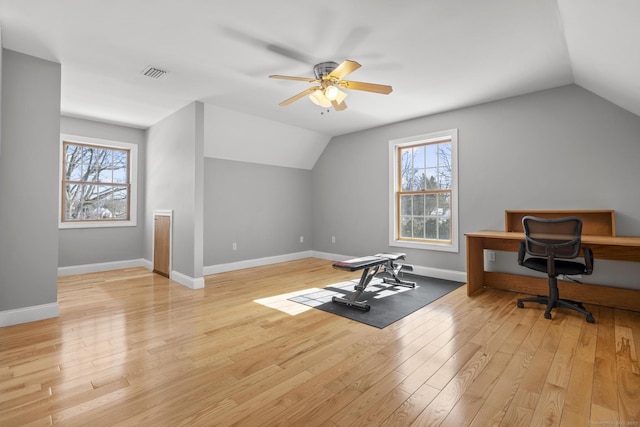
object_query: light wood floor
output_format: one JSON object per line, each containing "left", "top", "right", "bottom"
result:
{"left": 1, "top": 258, "right": 639, "bottom": 426}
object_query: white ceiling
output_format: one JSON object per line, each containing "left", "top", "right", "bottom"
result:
{"left": 0, "top": 0, "right": 638, "bottom": 137}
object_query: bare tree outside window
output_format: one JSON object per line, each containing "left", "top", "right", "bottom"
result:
{"left": 62, "top": 142, "right": 130, "bottom": 222}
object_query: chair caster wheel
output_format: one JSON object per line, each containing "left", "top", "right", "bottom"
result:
{"left": 586, "top": 315, "right": 595, "bottom": 323}
{"left": 517, "top": 301, "right": 524, "bottom": 308}
{"left": 544, "top": 312, "right": 552, "bottom": 320}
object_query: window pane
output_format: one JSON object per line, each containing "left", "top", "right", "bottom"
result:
{"left": 422, "top": 169, "right": 438, "bottom": 190}
{"left": 113, "top": 151, "right": 128, "bottom": 183}
{"left": 438, "top": 168, "right": 451, "bottom": 189}
{"left": 438, "top": 143, "right": 452, "bottom": 188}
{"left": 412, "top": 194, "right": 424, "bottom": 216}
{"left": 400, "top": 195, "right": 412, "bottom": 216}
{"left": 67, "top": 162, "right": 84, "bottom": 181}
{"left": 425, "top": 218, "right": 438, "bottom": 239}
{"left": 95, "top": 185, "right": 113, "bottom": 219}
{"left": 413, "top": 145, "right": 425, "bottom": 169}
{"left": 82, "top": 146, "right": 96, "bottom": 164}
{"left": 425, "top": 194, "right": 438, "bottom": 216}
{"left": 112, "top": 188, "right": 128, "bottom": 219}
{"left": 425, "top": 144, "right": 439, "bottom": 168}
{"left": 95, "top": 148, "right": 111, "bottom": 166}
{"left": 438, "top": 193, "right": 451, "bottom": 218}
{"left": 400, "top": 149, "right": 413, "bottom": 190}
{"left": 65, "top": 145, "right": 81, "bottom": 180}
{"left": 412, "top": 217, "right": 425, "bottom": 239}
{"left": 80, "top": 201, "right": 99, "bottom": 220}
{"left": 98, "top": 168, "right": 113, "bottom": 183}
{"left": 439, "top": 217, "right": 451, "bottom": 240}
{"left": 400, "top": 216, "right": 412, "bottom": 238}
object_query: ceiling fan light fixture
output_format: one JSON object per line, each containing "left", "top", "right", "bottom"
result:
{"left": 309, "top": 89, "right": 331, "bottom": 108}
{"left": 333, "top": 89, "right": 347, "bottom": 105}
{"left": 324, "top": 85, "right": 340, "bottom": 101}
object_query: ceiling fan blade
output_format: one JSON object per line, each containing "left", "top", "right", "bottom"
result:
{"left": 266, "top": 44, "right": 315, "bottom": 64}
{"left": 338, "top": 80, "right": 393, "bottom": 94}
{"left": 279, "top": 86, "right": 321, "bottom": 106}
{"left": 222, "top": 27, "right": 315, "bottom": 64}
{"left": 332, "top": 100, "right": 347, "bottom": 111}
{"left": 269, "top": 75, "right": 319, "bottom": 83}
{"left": 327, "top": 60, "right": 361, "bottom": 81}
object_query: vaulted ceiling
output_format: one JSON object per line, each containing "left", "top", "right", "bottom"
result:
{"left": 0, "top": 0, "right": 638, "bottom": 137}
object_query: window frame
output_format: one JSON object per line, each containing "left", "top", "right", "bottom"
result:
{"left": 388, "top": 129, "right": 459, "bottom": 253}
{"left": 59, "top": 134, "right": 138, "bottom": 229}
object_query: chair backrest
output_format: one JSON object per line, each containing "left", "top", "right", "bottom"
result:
{"left": 522, "top": 216, "right": 582, "bottom": 259}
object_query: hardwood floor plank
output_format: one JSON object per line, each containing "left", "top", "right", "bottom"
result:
{"left": 615, "top": 324, "right": 640, "bottom": 423}
{"left": 592, "top": 307, "right": 620, "bottom": 423}
{"left": 380, "top": 382, "right": 440, "bottom": 426}
{"left": 529, "top": 382, "right": 565, "bottom": 427}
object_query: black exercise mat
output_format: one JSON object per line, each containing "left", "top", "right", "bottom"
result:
{"left": 289, "top": 273, "right": 464, "bottom": 328}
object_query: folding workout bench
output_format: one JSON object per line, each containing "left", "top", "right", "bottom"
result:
{"left": 331, "top": 252, "right": 415, "bottom": 311}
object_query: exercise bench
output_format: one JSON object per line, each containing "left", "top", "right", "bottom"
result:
{"left": 331, "top": 252, "right": 415, "bottom": 311}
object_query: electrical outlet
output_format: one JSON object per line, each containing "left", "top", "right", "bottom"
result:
{"left": 299, "top": 236, "right": 304, "bottom": 243}
{"left": 331, "top": 236, "right": 336, "bottom": 244}
{"left": 232, "top": 242, "right": 237, "bottom": 251}
{"left": 487, "top": 250, "right": 496, "bottom": 262}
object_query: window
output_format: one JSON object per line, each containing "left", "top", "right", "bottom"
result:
{"left": 389, "top": 129, "right": 458, "bottom": 252}
{"left": 59, "top": 134, "right": 137, "bottom": 228}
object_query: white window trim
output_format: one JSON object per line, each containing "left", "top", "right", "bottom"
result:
{"left": 388, "top": 129, "right": 459, "bottom": 253}
{"left": 59, "top": 134, "right": 138, "bottom": 229}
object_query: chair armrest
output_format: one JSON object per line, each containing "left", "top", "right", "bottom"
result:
{"left": 583, "top": 246, "right": 594, "bottom": 275}
{"left": 517, "top": 242, "right": 526, "bottom": 265}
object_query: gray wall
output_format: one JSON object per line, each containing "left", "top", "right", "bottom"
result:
{"left": 312, "top": 85, "right": 640, "bottom": 286}
{"left": 144, "top": 101, "right": 204, "bottom": 279}
{"left": 58, "top": 116, "right": 146, "bottom": 267}
{"left": 0, "top": 27, "right": 2, "bottom": 160}
{"left": 0, "top": 49, "right": 60, "bottom": 311}
{"left": 203, "top": 158, "right": 312, "bottom": 265}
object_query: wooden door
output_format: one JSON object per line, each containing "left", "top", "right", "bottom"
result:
{"left": 153, "top": 214, "right": 171, "bottom": 278}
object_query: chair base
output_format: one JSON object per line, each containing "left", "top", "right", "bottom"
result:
{"left": 517, "top": 295, "right": 595, "bottom": 323}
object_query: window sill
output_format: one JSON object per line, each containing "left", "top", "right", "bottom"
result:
{"left": 59, "top": 220, "right": 137, "bottom": 229}
{"left": 390, "top": 238, "right": 459, "bottom": 253}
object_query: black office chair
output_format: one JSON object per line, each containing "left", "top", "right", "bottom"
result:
{"left": 516, "top": 216, "right": 595, "bottom": 323}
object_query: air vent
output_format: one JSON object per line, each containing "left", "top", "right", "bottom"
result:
{"left": 140, "top": 66, "right": 168, "bottom": 80}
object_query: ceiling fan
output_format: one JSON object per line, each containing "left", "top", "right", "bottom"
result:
{"left": 269, "top": 60, "right": 392, "bottom": 112}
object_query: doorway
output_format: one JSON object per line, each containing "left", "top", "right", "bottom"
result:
{"left": 153, "top": 210, "right": 172, "bottom": 278}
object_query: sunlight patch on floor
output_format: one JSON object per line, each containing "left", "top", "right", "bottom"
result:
{"left": 254, "top": 288, "right": 321, "bottom": 315}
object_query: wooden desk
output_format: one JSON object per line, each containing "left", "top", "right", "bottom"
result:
{"left": 466, "top": 230, "right": 640, "bottom": 312}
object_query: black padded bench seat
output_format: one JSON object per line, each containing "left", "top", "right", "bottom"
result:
{"left": 331, "top": 253, "right": 415, "bottom": 311}
{"left": 332, "top": 255, "right": 388, "bottom": 272}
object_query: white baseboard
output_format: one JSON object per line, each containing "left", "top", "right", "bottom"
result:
{"left": 60, "top": 258, "right": 205, "bottom": 290}
{"left": 171, "top": 270, "right": 205, "bottom": 290}
{"left": 58, "top": 251, "right": 466, "bottom": 288}
{"left": 310, "top": 251, "right": 352, "bottom": 262}
{"left": 411, "top": 265, "right": 467, "bottom": 283}
{"left": 205, "top": 250, "right": 466, "bottom": 283}
{"left": 58, "top": 258, "right": 146, "bottom": 276}
{"left": 0, "top": 302, "right": 59, "bottom": 327}
{"left": 311, "top": 251, "right": 466, "bottom": 283}
{"left": 204, "top": 251, "right": 314, "bottom": 275}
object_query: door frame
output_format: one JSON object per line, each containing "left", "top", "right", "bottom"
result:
{"left": 153, "top": 209, "right": 173, "bottom": 279}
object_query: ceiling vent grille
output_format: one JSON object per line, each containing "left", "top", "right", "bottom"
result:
{"left": 140, "top": 66, "right": 168, "bottom": 80}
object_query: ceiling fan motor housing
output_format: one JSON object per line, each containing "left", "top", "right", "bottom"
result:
{"left": 314, "top": 62, "right": 339, "bottom": 80}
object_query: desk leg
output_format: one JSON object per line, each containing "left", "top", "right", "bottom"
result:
{"left": 466, "top": 235, "right": 485, "bottom": 296}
